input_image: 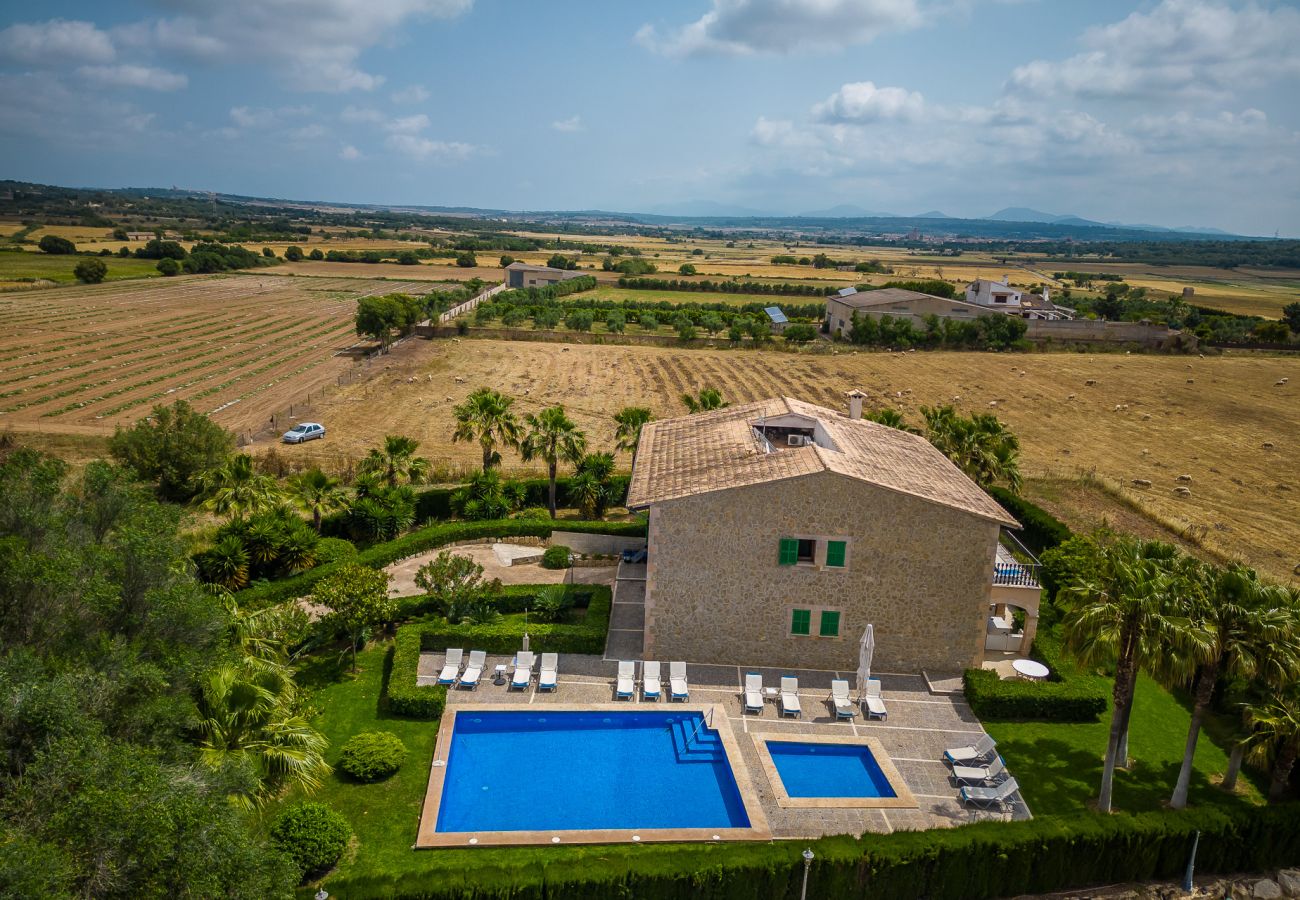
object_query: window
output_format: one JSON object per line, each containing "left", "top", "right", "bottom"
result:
{"left": 778, "top": 538, "right": 798, "bottom": 566}
{"left": 791, "top": 608, "right": 812, "bottom": 635}
{"left": 819, "top": 610, "right": 841, "bottom": 637}
{"left": 825, "top": 540, "right": 846, "bottom": 568}
{"left": 796, "top": 538, "right": 815, "bottom": 563}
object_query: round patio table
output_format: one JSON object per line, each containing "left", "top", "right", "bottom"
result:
{"left": 1012, "top": 659, "right": 1049, "bottom": 681}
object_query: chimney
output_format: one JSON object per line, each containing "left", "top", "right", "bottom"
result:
{"left": 847, "top": 389, "right": 867, "bottom": 420}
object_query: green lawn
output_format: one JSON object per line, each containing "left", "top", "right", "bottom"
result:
{"left": 0, "top": 251, "right": 161, "bottom": 284}
{"left": 984, "top": 674, "right": 1264, "bottom": 816}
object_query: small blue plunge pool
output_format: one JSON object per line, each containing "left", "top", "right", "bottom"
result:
{"left": 766, "top": 741, "right": 898, "bottom": 799}
{"left": 435, "top": 711, "right": 750, "bottom": 833}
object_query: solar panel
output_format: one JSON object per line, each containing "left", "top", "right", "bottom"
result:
{"left": 764, "top": 306, "right": 788, "bottom": 324}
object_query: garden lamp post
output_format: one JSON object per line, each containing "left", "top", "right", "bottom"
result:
{"left": 800, "top": 848, "right": 814, "bottom": 900}
{"left": 1181, "top": 830, "right": 1200, "bottom": 892}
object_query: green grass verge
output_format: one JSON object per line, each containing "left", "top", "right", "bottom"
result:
{"left": 0, "top": 251, "right": 162, "bottom": 283}
{"left": 587, "top": 286, "right": 799, "bottom": 307}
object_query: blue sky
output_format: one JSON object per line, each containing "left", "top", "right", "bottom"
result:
{"left": 1, "top": 0, "right": 1298, "bottom": 234}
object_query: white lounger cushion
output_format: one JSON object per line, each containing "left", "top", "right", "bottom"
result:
{"left": 511, "top": 651, "right": 534, "bottom": 687}
{"left": 438, "top": 648, "right": 463, "bottom": 683}
{"left": 945, "top": 733, "right": 997, "bottom": 764}
{"left": 953, "top": 756, "right": 1005, "bottom": 784}
{"left": 831, "top": 679, "right": 856, "bottom": 717}
{"left": 459, "top": 650, "right": 486, "bottom": 687}
{"left": 669, "top": 661, "right": 688, "bottom": 699}
{"left": 780, "top": 676, "right": 800, "bottom": 716}
{"left": 642, "top": 661, "right": 661, "bottom": 698}
{"left": 744, "top": 672, "right": 763, "bottom": 710}
{"left": 864, "top": 679, "right": 887, "bottom": 718}
{"left": 616, "top": 660, "right": 635, "bottom": 697}
{"left": 538, "top": 653, "right": 558, "bottom": 690}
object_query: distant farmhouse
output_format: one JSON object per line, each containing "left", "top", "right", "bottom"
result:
{"left": 504, "top": 262, "right": 587, "bottom": 290}
{"left": 826, "top": 278, "right": 1073, "bottom": 337}
{"left": 625, "top": 395, "right": 1040, "bottom": 675}
{"left": 965, "top": 277, "right": 1073, "bottom": 320}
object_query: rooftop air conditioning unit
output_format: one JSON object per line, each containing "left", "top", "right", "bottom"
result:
{"left": 788, "top": 434, "right": 808, "bottom": 447}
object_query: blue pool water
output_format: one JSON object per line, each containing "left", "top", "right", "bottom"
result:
{"left": 436, "top": 711, "right": 751, "bottom": 833}
{"left": 767, "top": 741, "right": 897, "bottom": 799}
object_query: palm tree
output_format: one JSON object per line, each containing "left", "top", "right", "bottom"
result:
{"left": 569, "top": 452, "right": 617, "bottom": 519}
{"left": 681, "top": 388, "right": 727, "bottom": 413}
{"left": 920, "top": 405, "right": 1022, "bottom": 493}
{"left": 1243, "top": 687, "right": 1300, "bottom": 802}
{"left": 452, "top": 388, "right": 522, "bottom": 471}
{"left": 1170, "top": 566, "right": 1300, "bottom": 808}
{"left": 1060, "top": 538, "right": 1210, "bottom": 812}
{"left": 357, "top": 434, "right": 431, "bottom": 487}
{"left": 195, "top": 662, "right": 330, "bottom": 808}
{"left": 288, "top": 467, "right": 348, "bottom": 531}
{"left": 200, "top": 535, "right": 250, "bottom": 590}
{"left": 613, "top": 406, "right": 653, "bottom": 454}
{"left": 863, "top": 408, "right": 920, "bottom": 433}
{"left": 519, "top": 406, "right": 587, "bottom": 518}
{"left": 195, "top": 454, "right": 282, "bottom": 518}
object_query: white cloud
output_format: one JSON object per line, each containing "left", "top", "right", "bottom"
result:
{"left": 288, "top": 123, "right": 328, "bottom": 141}
{"left": 0, "top": 19, "right": 115, "bottom": 65}
{"left": 812, "top": 81, "right": 924, "bottom": 123}
{"left": 385, "top": 113, "right": 431, "bottom": 134}
{"left": 1009, "top": 0, "right": 1300, "bottom": 100}
{"left": 391, "top": 84, "right": 430, "bottom": 103}
{"left": 78, "top": 64, "right": 187, "bottom": 91}
{"left": 115, "top": 0, "right": 475, "bottom": 92}
{"left": 386, "top": 133, "right": 476, "bottom": 161}
{"left": 637, "top": 0, "right": 921, "bottom": 57}
{"left": 551, "top": 115, "right": 583, "bottom": 132}
{"left": 230, "top": 106, "right": 277, "bottom": 129}
{"left": 340, "top": 144, "right": 362, "bottom": 160}
{"left": 340, "top": 105, "right": 386, "bottom": 124}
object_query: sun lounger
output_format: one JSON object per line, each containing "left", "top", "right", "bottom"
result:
{"left": 642, "top": 660, "right": 661, "bottom": 701}
{"left": 830, "top": 679, "right": 857, "bottom": 719}
{"left": 960, "top": 776, "right": 1020, "bottom": 810}
{"left": 437, "top": 648, "right": 463, "bottom": 686}
{"left": 459, "top": 650, "right": 486, "bottom": 690}
{"left": 864, "top": 679, "right": 887, "bottom": 720}
{"left": 780, "top": 676, "right": 801, "bottom": 718}
{"left": 952, "top": 755, "right": 1006, "bottom": 785}
{"left": 744, "top": 672, "right": 764, "bottom": 713}
{"left": 944, "top": 733, "right": 997, "bottom": 765}
{"left": 537, "top": 652, "right": 558, "bottom": 691}
{"left": 669, "top": 661, "right": 689, "bottom": 701}
{"left": 510, "top": 650, "right": 534, "bottom": 690}
{"left": 616, "top": 660, "right": 636, "bottom": 699}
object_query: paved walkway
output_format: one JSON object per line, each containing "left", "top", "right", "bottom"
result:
{"left": 385, "top": 542, "right": 617, "bottom": 597}
{"left": 604, "top": 559, "right": 646, "bottom": 660}
{"left": 419, "top": 650, "right": 1030, "bottom": 838}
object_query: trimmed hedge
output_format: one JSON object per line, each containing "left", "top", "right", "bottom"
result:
{"left": 234, "top": 518, "right": 645, "bottom": 606}
{"left": 987, "top": 486, "right": 1072, "bottom": 554}
{"left": 414, "top": 585, "right": 611, "bottom": 656}
{"left": 312, "top": 803, "right": 1300, "bottom": 900}
{"left": 414, "top": 476, "right": 631, "bottom": 522}
{"left": 392, "top": 583, "right": 597, "bottom": 621}
{"left": 383, "top": 627, "right": 446, "bottom": 719}
{"left": 337, "top": 731, "right": 407, "bottom": 782}
{"left": 965, "top": 627, "right": 1107, "bottom": 722}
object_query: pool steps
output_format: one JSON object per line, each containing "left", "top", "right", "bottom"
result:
{"left": 669, "top": 717, "right": 724, "bottom": 763}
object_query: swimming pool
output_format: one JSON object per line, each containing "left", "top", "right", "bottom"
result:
{"left": 419, "top": 706, "right": 767, "bottom": 846}
{"left": 767, "top": 741, "right": 896, "bottom": 798}
{"left": 752, "top": 734, "right": 916, "bottom": 809}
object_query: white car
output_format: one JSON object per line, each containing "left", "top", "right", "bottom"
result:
{"left": 282, "top": 422, "right": 325, "bottom": 444}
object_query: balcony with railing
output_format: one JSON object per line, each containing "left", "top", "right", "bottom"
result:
{"left": 993, "top": 543, "right": 1040, "bottom": 588}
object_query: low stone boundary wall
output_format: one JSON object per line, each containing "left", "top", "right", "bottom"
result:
{"left": 548, "top": 530, "right": 647, "bottom": 556}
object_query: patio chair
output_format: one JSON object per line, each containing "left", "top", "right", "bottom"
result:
{"left": 960, "top": 776, "right": 1020, "bottom": 811}
{"left": 437, "top": 648, "right": 463, "bottom": 686}
{"left": 952, "top": 755, "right": 1007, "bottom": 786}
{"left": 669, "top": 661, "right": 689, "bottom": 701}
{"left": 943, "top": 733, "right": 997, "bottom": 765}
{"left": 459, "top": 650, "right": 486, "bottom": 690}
{"left": 864, "top": 679, "right": 887, "bottom": 720}
{"left": 538, "top": 653, "right": 558, "bottom": 691}
{"left": 510, "top": 650, "right": 535, "bottom": 690}
{"left": 641, "top": 660, "right": 661, "bottom": 701}
{"left": 743, "top": 672, "right": 764, "bottom": 714}
{"left": 780, "top": 676, "right": 801, "bottom": 718}
{"left": 616, "top": 660, "right": 636, "bottom": 699}
{"left": 830, "top": 679, "right": 857, "bottom": 720}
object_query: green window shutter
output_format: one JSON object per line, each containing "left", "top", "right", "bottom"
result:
{"left": 825, "top": 540, "right": 847, "bottom": 568}
{"left": 778, "top": 537, "right": 798, "bottom": 566}
{"left": 791, "top": 609, "right": 811, "bottom": 635}
{"left": 819, "top": 611, "right": 841, "bottom": 637}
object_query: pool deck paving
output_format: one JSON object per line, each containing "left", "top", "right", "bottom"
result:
{"left": 421, "top": 649, "right": 1030, "bottom": 843}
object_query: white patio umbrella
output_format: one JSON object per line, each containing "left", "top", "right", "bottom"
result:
{"left": 856, "top": 624, "right": 875, "bottom": 700}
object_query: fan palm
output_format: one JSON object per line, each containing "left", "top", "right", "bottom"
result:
{"left": 1060, "top": 538, "right": 1211, "bottom": 812}
{"left": 863, "top": 408, "right": 919, "bottom": 433}
{"left": 613, "top": 406, "right": 653, "bottom": 454}
{"left": 195, "top": 662, "right": 329, "bottom": 808}
{"left": 288, "top": 467, "right": 348, "bottom": 531}
{"left": 519, "top": 406, "right": 587, "bottom": 518}
{"left": 200, "top": 535, "right": 250, "bottom": 590}
{"left": 1170, "top": 566, "right": 1300, "bottom": 808}
{"left": 570, "top": 452, "right": 617, "bottom": 519}
{"left": 1243, "top": 687, "right": 1300, "bottom": 802}
{"left": 920, "top": 405, "right": 1022, "bottom": 493}
{"left": 681, "top": 388, "right": 727, "bottom": 413}
{"left": 195, "top": 454, "right": 282, "bottom": 518}
{"left": 357, "top": 435, "right": 431, "bottom": 488}
{"left": 452, "top": 388, "right": 522, "bottom": 471}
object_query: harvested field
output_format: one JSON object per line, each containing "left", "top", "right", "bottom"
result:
{"left": 0, "top": 273, "right": 450, "bottom": 437}
{"left": 268, "top": 338, "right": 1300, "bottom": 582}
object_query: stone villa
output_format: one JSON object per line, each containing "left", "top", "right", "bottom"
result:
{"left": 625, "top": 395, "right": 1040, "bottom": 675}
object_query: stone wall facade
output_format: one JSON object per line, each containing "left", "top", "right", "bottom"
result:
{"left": 643, "top": 471, "right": 1000, "bottom": 673}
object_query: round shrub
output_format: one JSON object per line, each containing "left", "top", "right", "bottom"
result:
{"left": 514, "top": 506, "right": 551, "bottom": 521}
{"left": 337, "top": 731, "right": 407, "bottom": 782}
{"left": 269, "top": 802, "right": 351, "bottom": 880}
{"left": 541, "top": 545, "right": 571, "bottom": 569}
{"left": 314, "top": 536, "right": 358, "bottom": 565}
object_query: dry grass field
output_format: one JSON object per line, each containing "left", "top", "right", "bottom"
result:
{"left": 0, "top": 273, "right": 451, "bottom": 437}
{"left": 264, "top": 338, "right": 1299, "bottom": 582}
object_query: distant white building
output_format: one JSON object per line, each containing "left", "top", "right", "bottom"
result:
{"left": 965, "top": 277, "right": 1073, "bottom": 321}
